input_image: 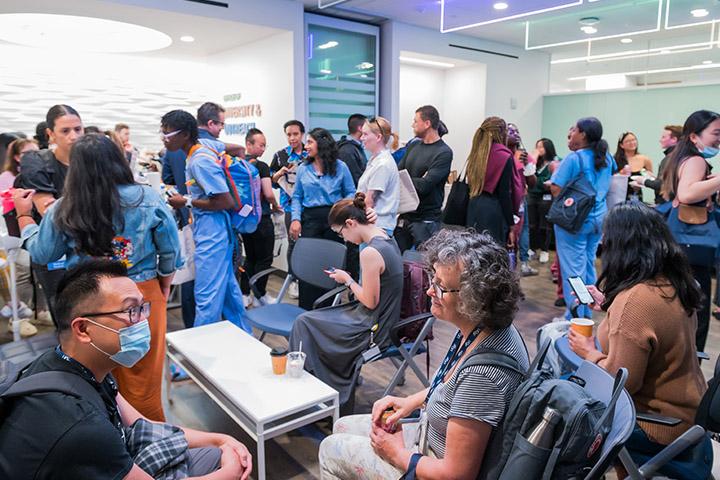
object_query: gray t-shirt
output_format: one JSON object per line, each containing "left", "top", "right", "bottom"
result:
{"left": 425, "top": 325, "right": 529, "bottom": 458}
{"left": 357, "top": 149, "right": 400, "bottom": 232}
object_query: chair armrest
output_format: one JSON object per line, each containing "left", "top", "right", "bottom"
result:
{"left": 636, "top": 412, "right": 683, "bottom": 427}
{"left": 312, "top": 285, "right": 348, "bottom": 310}
{"left": 638, "top": 425, "right": 706, "bottom": 478}
{"left": 697, "top": 351, "right": 710, "bottom": 361}
{"left": 389, "top": 313, "right": 434, "bottom": 346}
{"left": 249, "top": 267, "right": 280, "bottom": 298}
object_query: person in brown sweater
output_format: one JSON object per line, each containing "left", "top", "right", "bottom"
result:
{"left": 568, "top": 201, "right": 712, "bottom": 479}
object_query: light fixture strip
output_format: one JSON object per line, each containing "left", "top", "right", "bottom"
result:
{"left": 317, "top": 0, "right": 351, "bottom": 9}
{"left": 665, "top": 0, "right": 718, "bottom": 30}
{"left": 442, "top": 0, "right": 583, "bottom": 34}
{"left": 569, "top": 62, "right": 720, "bottom": 81}
{"left": 399, "top": 56, "right": 455, "bottom": 68}
{"left": 526, "top": 0, "right": 662, "bottom": 50}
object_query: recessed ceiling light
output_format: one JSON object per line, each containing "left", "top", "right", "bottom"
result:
{"left": 691, "top": 8, "right": 709, "bottom": 18}
{"left": 620, "top": 38, "right": 633, "bottom": 44}
{"left": 580, "top": 26, "right": 598, "bottom": 34}
{"left": 493, "top": 2, "right": 509, "bottom": 10}
{"left": 399, "top": 56, "right": 455, "bottom": 68}
{"left": 703, "top": 60, "right": 713, "bottom": 65}
{"left": 0, "top": 13, "right": 171, "bottom": 53}
{"left": 318, "top": 41, "right": 338, "bottom": 50}
{"left": 319, "top": 69, "right": 332, "bottom": 74}
{"left": 355, "top": 62, "right": 374, "bottom": 69}
{"left": 180, "top": 35, "right": 194, "bottom": 43}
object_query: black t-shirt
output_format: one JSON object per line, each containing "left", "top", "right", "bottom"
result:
{"left": 17, "top": 149, "right": 68, "bottom": 197}
{"left": 0, "top": 349, "right": 134, "bottom": 480}
{"left": 398, "top": 139, "right": 453, "bottom": 222}
{"left": 249, "top": 158, "right": 272, "bottom": 216}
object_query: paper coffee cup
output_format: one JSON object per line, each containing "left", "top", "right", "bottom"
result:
{"left": 570, "top": 318, "right": 594, "bottom": 337}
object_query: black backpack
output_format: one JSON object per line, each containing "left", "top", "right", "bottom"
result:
{"left": 0, "top": 364, "right": 106, "bottom": 424}
{"left": 482, "top": 340, "right": 625, "bottom": 480}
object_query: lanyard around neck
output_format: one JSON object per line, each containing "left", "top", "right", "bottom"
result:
{"left": 425, "top": 324, "right": 484, "bottom": 403}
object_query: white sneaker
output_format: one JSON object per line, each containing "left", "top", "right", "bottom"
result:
{"left": 520, "top": 262, "right": 539, "bottom": 277}
{"left": 0, "top": 304, "right": 11, "bottom": 318}
{"left": 256, "top": 294, "right": 276, "bottom": 306}
{"left": 242, "top": 295, "right": 253, "bottom": 308}
{"left": 33, "top": 310, "right": 55, "bottom": 326}
{"left": 18, "top": 302, "right": 33, "bottom": 319}
{"left": 527, "top": 249, "right": 536, "bottom": 260}
{"left": 288, "top": 281, "right": 299, "bottom": 299}
{"left": 8, "top": 318, "right": 38, "bottom": 337}
{"left": 539, "top": 251, "right": 550, "bottom": 264}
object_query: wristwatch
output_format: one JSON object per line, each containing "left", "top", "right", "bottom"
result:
{"left": 184, "top": 195, "right": 193, "bottom": 208}
{"left": 345, "top": 279, "right": 355, "bottom": 288}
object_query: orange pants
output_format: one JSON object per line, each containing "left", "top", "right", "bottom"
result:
{"left": 113, "top": 278, "right": 167, "bottom": 421}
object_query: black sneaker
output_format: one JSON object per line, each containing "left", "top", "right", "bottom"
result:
{"left": 554, "top": 298, "right": 566, "bottom": 307}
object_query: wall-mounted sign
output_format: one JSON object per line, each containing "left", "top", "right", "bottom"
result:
{"left": 226, "top": 104, "right": 262, "bottom": 118}
{"left": 223, "top": 93, "right": 242, "bottom": 102}
{"left": 225, "top": 122, "right": 256, "bottom": 136}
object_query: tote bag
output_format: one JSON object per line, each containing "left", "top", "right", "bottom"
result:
{"left": 171, "top": 225, "right": 195, "bottom": 285}
{"left": 442, "top": 163, "right": 469, "bottom": 226}
{"left": 398, "top": 169, "right": 420, "bottom": 215}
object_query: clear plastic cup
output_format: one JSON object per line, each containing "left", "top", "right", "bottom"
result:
{"left": 286, "top": 351, "right": 306, "bottom": 378}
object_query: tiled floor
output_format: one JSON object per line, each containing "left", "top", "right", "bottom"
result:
{"left": 4, "top": 252, "right": 718, "bottom": 479}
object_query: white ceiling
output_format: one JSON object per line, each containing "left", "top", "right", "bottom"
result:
{"left": 306, "top": 0, "right": 720, "bottom": 91}
{"left": 0, "top": 0, "right": 283, "bottom": 59}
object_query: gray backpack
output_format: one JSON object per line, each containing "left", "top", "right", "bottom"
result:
{"left": 479, "top": 340, "right": 625, "bottom": 480}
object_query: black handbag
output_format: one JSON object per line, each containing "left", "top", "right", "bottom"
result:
{"left": 442, "top": 166, "right": 469, "bottom": 226}
{"left": 546, "top": 157, "right": 597, "bottom": 234}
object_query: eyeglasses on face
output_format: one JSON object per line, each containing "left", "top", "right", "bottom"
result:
{"left": 332, "top": 224, "right": 345, "bottom": 238}
{"left": 426, "top": 272, "right": 460, "bottom": 299}
{"left": 82, "top": 301, "right": 151, "bottom": 325}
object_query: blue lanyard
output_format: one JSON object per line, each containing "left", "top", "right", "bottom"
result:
{"left": 425, "top": 324, "right": 484, "bottom": 403}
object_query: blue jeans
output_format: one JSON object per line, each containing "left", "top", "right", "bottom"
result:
{"left": 519, "top": 200, "right": 530, "bottom": 262}
{"left": 625, "top": 424, "right": 713, "bottom": 480}
{"left": 554, "top": 219, "right": 602, "bottom": 319}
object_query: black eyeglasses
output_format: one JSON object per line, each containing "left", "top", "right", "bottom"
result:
{"left": 431, "top": 280, "right": 460, "bottom": 299}
{"left": 83, "top": 301, "right": 151, "bottom": 325}
{"left": 332, "top": 224, "right": 345, "bottom": 238}
{"left": 369, "top": 117, "right": 386, "bottom": 137}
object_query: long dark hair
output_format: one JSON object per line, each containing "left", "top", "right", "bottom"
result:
{"left": 597, "top": 202, "right": 702, "bottom": 315}
{"left": 54, "top": 134, "right": 136, "bottom": 256}
{"left": 308, "top": 127, "right": 339, "bottom": 177}
{"left": 576, "top": 117, "right": 609, "bottom": 170}
{"left": 536, "top": 138, "right": 556, "bottom": 168}
{"left": 328, "top": 192, "right": 369, "bottom": 226}
{"left": 613, "top": 131, "right": 639, "bottom": 171}
{"left": 661, "top": 110, "right": 720, "bottom": 201}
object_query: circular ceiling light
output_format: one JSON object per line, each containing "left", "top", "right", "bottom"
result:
{"left": 493, "top": 2, "right": 509, "bottom": 10}
{"left": 0, "top": 13, "right": 172, "bottom": 53}
{"left": 180, "top": 35, "right": 195, "bottom": 43}
{"left": 580, "top": 26, "right": 598, "bottom": 34}
{"left": 703, "top": 60, "right": 713, "bottom": 65}
{"left": 690, "top": 8, "right": 709, "bottom": 18}
{"left": 620, "top": 38, "right": 633, "bottom": 44}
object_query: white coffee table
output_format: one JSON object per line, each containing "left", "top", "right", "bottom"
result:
{"left": 166, "top": 321, "right": 339, "bottom": 480}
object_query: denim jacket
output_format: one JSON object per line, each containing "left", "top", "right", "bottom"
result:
{"left": 22, "top": 184, "right": 183, "bottom": 283}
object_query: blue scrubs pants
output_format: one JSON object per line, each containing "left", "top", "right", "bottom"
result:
{"left": 554, "top": 218, "right": 602, "bottom": 319}
{"left": 192, "top": 213, "right": 250, "bottom": 332}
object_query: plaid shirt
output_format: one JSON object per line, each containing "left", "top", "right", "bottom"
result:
{"left": 125, "top": 418, "right": 189, "bottom": 479}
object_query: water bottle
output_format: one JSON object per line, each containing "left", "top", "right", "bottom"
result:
{"left": 526, "top": 407, "right": 560, "bottom": 449}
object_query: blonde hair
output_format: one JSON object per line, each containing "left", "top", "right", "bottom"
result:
{"left": 466, "top": 117, "right": 507, "bottom": 197}
{"left": 366, "top": 116, "right": 392, "bottom": 145}
{"left": 390, "top": 132, "right": 399, "bottom": 151}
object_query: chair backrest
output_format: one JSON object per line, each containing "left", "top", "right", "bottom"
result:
{"left": 694, "top": 355, "right": 720, "bottom": 433}
{"left": 402, "top": 249, "right": 424, "bottom": 264}
{"left": 575, "top": 361, "right": 636, "bottom": 480}
{"left": 290, "top": 237, "right": 347, "bottom": 290}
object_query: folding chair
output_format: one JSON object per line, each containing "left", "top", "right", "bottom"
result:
{"left": 244, "top": 237, "right": 347, "bottom": 340}
{"left": 359, "top": 249, "right": 434, "bottom": 396}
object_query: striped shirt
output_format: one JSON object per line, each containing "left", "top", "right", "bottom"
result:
{"left": 426, "top": 325, "right": 529, "bottom": 458}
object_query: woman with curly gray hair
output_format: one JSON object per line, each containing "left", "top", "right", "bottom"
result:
{"left": 318, "top": 229, "right": 529, "bottom": 480}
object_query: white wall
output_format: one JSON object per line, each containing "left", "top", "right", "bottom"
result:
{"left": 398, "top": 63, "right": 486, "bottom": 171}
{"left": 382, "top": 21, "right": 550, "bottom": 153}
{"left": 208, "top": 31, "right": 296, "bottom": 164}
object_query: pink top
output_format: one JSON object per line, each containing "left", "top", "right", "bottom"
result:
{"left": 0, "top": 171, "right": 15, "bottom": 192}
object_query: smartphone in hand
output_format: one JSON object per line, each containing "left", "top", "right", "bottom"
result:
{"left": 568, "top": 276, "right": 594, "bottom": 305}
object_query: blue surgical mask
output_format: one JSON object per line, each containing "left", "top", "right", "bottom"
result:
{"left": 88, "top": 319, "right": 151, "bottom": 368}
{"left": 700, "top": 145, "right": 720, "bottom": 159}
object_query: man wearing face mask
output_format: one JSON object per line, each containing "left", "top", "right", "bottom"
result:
{"left": 0, "top": 260, "right": 252, "bottom": 480}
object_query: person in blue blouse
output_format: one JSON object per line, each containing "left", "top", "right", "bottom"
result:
{"left": 550, "top": 117, "right": 617, "bottom": 319}
{"left": 13, "top": 133, "right": 182, "bottom": 421}
{"left": 289, "top": 127, "right": 355, "bottom": 309}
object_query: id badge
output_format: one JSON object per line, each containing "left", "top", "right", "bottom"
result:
{"left": 239, "top": 204, "right": 253, "bottom": 217}
{"left": 542, "top": 194, "right": 552, "bottom": 201}
{"left": 361, "top": 344, "right": 381, "bottom": 362}
{"left": 47, "top": 255, "right": 67, "bottom": 271}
